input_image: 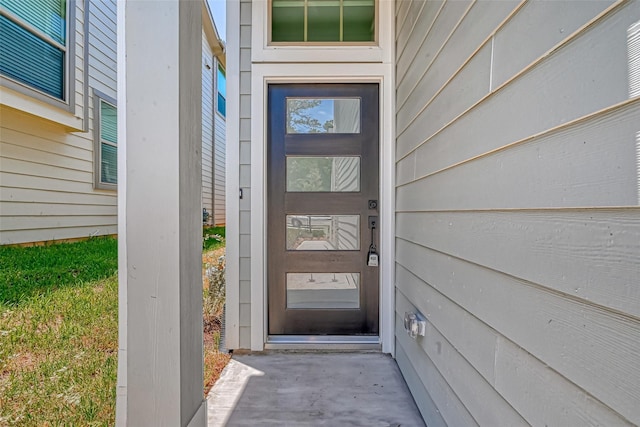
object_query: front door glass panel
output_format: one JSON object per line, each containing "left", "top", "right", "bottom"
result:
{"left": 287, "top": 273, "right": 360, "bottom": 309}
{"left": 286, "top": 215, "right": 360, "bottom": 250}
{"left": 286, "top": 98, "right": 360, "bottom": 133}
{"left": 286, "top": 156, "right": 360, "bottom": 192}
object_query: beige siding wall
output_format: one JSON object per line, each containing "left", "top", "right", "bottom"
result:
{"left": 0, "top": 0, "right": 118, "bottom": 245}
{"left": 213, "top": 111, "right": 226, "bottom": 225}
{"left": 203, "top": 32, "right": 215, "bottom": 224}
{"left": 238, "top": 0, "right": 252, "bottom": 348}
{"left": 87, "top": 0, "right": 117, "bottom": 101}
{"left": 395, "top": 0, "right": 640, "bottom": 425}
{"left": 202, "top": 32, "right": 226, "bottom": 227}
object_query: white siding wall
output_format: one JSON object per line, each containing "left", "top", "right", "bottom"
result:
{"left": 203, "top": 30, "right": 227, "bottom": 227}
{"left": 395, "top": 0, "right": 640, "bottom": 425}
{"left": 0, "top": 0, "right": 119, "bottom": 245}
{"left": 87, "top": 0, "right": 117, "bottom": 101}
{"left": 203, "top": 32, "right": 215, "bottom": 224}
{"left": 213, "top": 110, "right": 226, "bottom": 225}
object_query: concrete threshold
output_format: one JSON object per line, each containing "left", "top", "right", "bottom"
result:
{"left": 207, "top": 351, "right": 426, "bottom": 427}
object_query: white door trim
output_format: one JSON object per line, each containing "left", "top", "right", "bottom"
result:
{"left": 250, "top": 63, "right": 395, "bottom": 354}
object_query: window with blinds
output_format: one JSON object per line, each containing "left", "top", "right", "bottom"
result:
{"left": 96, "top": 96, "right": 117, "bottom": 188}
{"left": 0, "top": 0, "right": 67, "bottom": 100}
{"left": 271, "top": 0, "right": 375, "bottom": 43}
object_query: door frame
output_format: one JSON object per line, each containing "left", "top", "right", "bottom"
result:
{"left": 247, "top": 62, "right": 395, "bottom": 353}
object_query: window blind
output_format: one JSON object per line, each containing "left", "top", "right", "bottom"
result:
{"left": 0, "top": 0, "right": 66, "bottom": 99}
{"left": 100, "top": 101, "right": 117, "bottom": 185}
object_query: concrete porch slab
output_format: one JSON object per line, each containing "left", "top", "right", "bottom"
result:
{"left": 207, "top": 352, "right": 426, "bottom": 426}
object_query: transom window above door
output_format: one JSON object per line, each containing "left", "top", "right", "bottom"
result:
{"left": 271, "top": 0, "right": 376, "bottom": 43}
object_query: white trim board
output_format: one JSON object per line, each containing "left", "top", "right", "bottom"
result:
{"left": 250, "top": 63, "right": 395, "bottom": 354}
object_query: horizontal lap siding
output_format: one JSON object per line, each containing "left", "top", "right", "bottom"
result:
{"left": 214, "top": 113, "right": 226, "bottom": 225}
{"left": 203, "top": 32, "right": 215, "bottom": 224}
{"left": 73, "top": 0, "right": 85, "bottom": 118}
{"left": 0, "top": 1, "right": 118, "bottom": 244}
{"left": 0, "top": 109, "right": 116, "bottom": 244}
{"left": 395, "top": 0, "right": 640, "bottom": 425}
{"left": 88, "top": 0, "right": 117, "bottom": 100}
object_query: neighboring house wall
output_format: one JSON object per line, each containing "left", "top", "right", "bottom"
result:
{"left": 202, "top": 31, "right": 215, "bottom": 224}
{"left": 1, "top": 0, "right": 223, "bottom": 244}
{"left": 202, "top": 12, "right": 226, "bottom": 227}
{"left": 0, "top": 0, "right": 118, "bottom": 245}
{"left": 395, "top": 0, "right": 640, "bottom": 425}
{"left": 213, "top": 107, "right": 226, "bottom": 225}
{"left": 87, "top": 0, "right": 117, "bottom": 101}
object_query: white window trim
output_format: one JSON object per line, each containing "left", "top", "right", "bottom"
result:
{"left": 0, "top": 1, "right": 76, "bottom": 113}
{"left": 93, "top": 89, "right": 118, "bottom": 191}
{"left": 252, "top": 0, "right": 394, "bottom": 64}
{"left": 249, "top": 63, "right": 395, "bottom": 354}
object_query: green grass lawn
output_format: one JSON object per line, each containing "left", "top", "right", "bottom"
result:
{"left": 0, "top": 238, "right": 118, "bottom": 426}
{"left": 0, "top": 231, "right": 229, "bottom": 425}
{"left": 203, "top": 225, "right": 225, "bottom": 251}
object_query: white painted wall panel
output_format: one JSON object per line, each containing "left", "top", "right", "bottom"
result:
{"left": 406, "top": 2, "right": 636, "bottom": 174}
{"left": 399, "top": 103, "right": 640, "bottom": 208}
{"left": 0, "top": 140, "right": 92, "bottom": 168}
{"left": 88, "top": 0, "right": 117, "bottom": 100}
{"left": 396, "top": 209, "right": 640, "bottom": 318}
{"left": 2, "top": 116, "right": 93, "bottom": 154}
{"left": 396, "top": 0, "right": 437, "bottom": 69}
{"left": 397, "top": 239, "right": 640, "bottom": 424}
{"left": 0, "top": 187, "right": 119, "bottom": 206}
{"left": 397, "top": 43, "right": 491, "bottom": 179}
{"left": 395, "top": 0, "right": 414, "bottom": 41}
{"left": 0, "top": 225, "right": 117, "bottom": 245}
{"left": 1, "top": 202, "right": 118, "bottom": 217}
{"left": 395, "top": 263, "right": 500, "bottom": 382}
{"left": 396, "top": 0, "right": 471, "bottom": 103}
{"left": 494, "top": 336, "right": 632, "bottom": 427}
{"left": 0, "top": 110, "right": 117, "bottom": 244}
{"left": 3, "top": 215, "right": 118, "bottom": 231}
{"left": 400, "top": 249, "right": 634, "bottom": 427}
{"left": 396, "top": 269, "right": 528, "bottom": 426}
{"left": 492, "top": 0, "right": 615, "bottom": 89}
{"left": 202, "top": 31, "right": 215, "bottom": 223}
{"left": 0, "top": 157, "right": 93, "bottom": 183}
{"left": 397, "top": 0, "right": 520, "bottom": 135}
{"left": 0, "top": 0, "right": 120, "bottom": 245}
{"left": 395, "top": 311, "right": 478, "bottom": 427}
{"left": 214, "top": 113, "right": 226, "bottom": 225}
{"left": 395, "top": 344, "right": 447, "bottom": 427}
{"left": 395, "top": 0, "right": 640, "bottom": 425}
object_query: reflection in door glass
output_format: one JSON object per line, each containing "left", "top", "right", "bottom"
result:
{"left": 287, "top": 157, "right": 360, "bottom": 192}
{"left": 287, "top": 273, "right": 360, "bottom": 309}
{"left": 286, "top": 98, "right": 360, "bottom": 133}
{"left": 286, "top": 215, "right": 359, "bottom": 250}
